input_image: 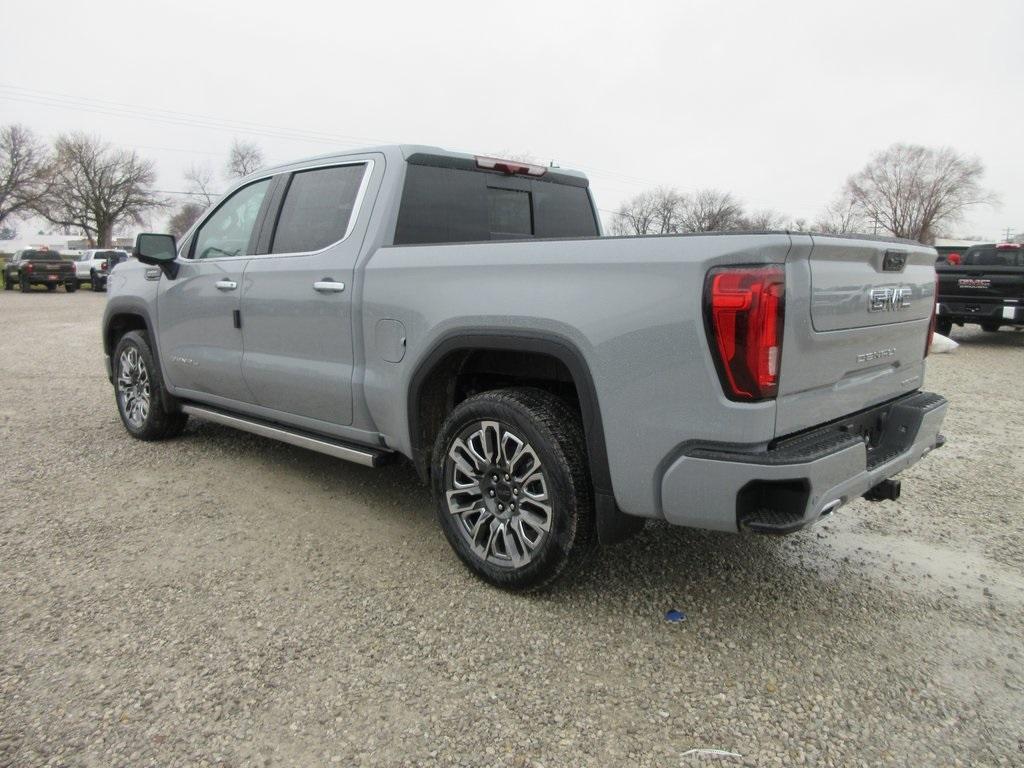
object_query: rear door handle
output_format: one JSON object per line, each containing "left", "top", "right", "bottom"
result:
{"left": 215, "top": 279, "right": 238, "bottom": 291}
{"left": 313, "top": 280, "right": 345, "bottom": 293}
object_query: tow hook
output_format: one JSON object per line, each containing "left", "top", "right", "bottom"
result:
{"left": 863, "top": 478, "right": 901, "bottom": 502}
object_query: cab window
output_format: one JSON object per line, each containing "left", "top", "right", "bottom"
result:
{"left": 192, "top": 178, "right": 271, "bottom": 260}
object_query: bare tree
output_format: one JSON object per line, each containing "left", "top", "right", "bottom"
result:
{"left": 813, "top": 194, "right": 864, "bottom": 234}
{"left": 35, "top": 133, "right": 164, "bottom": 247}
{"left": 739, "top": 208, "right": 787, "bottom": 230}
{"left": 609, "top": 188, "right": 686, "bottom": 235}
{"left": 168, "top": 201, "right": 205, "bottom": 238}
{"left": 609, "top": 190, "right": 660, "bottom": 235}
{"left": 844, "top": 143, "right": 996, "bottom": 244}
{"left": 225, "top": 139, "right": 264, "bottom": 179}
{"left": 0, "top": 124, "right": 52, "bottom": 227}
{"left": 680, "top": 189, "right": 745, "bottom": 232}
{"left": 184, "top": 162, "right": 218, "bottom": 206}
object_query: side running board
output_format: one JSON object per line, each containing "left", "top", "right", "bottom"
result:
{"left": 180, "top": 404, "right": 391, "bottom": 467}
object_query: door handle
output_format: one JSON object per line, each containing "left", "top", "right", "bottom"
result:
{"left": 313, "top": 280, "right": 345, "bottom": 293}
{"left": 215, "top": 279, "right": 238, "bottom": 291}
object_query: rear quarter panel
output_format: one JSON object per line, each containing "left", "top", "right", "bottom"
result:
{"left": 360, "top": 233, "right": 793, "bottom": 519}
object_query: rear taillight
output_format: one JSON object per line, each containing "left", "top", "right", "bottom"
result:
{"left": 24, "top": 262, "right": 33, "bottom": 272}
{"left": 925, "top": 273, "right": 938, "bottom": 357}
{"left": 704, "top": 265, "right": 785, "bottom": 401}
{"left": 100, "top": 261, "right": 108, "bottom": 271}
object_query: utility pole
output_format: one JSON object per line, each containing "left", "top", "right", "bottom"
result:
{"left": 1002, "top": 226, "right": 1014, "bottom": 242}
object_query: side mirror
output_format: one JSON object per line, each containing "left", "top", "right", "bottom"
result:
{"left": 135, "top": 233, "right": 178, "bottom": 278}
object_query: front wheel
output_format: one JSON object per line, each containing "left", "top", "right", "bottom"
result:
{"left": 113, "top": 330, "right": 188, "bottom": 441}
{"left": 981, "top": 321, "right": 1001, "bottom": 333}
{"left": 431, "top": 388, "right": 596, "bottom": 591}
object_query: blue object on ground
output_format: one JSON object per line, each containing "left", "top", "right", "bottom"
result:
{"left": 664, "top": 609, "right": 687, "bottom": 623}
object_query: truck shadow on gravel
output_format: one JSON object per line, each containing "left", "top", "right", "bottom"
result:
{"left": 184, "top": 420, "right": 822, "bottom": 603}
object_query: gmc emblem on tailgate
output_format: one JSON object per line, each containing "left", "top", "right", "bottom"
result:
{"left": 958, "top": 277, "right": 991, "bottom": 289}
{"left": 868, "top": 287, "right": 912, "bottom": 312}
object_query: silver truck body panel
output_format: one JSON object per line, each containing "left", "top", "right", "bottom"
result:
{"left": 104, "top": 144, "right": 945, "bottom": 534}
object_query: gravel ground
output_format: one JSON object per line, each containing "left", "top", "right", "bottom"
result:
{"left": 1, "top": 290, "right": 1022, "bottom": 768}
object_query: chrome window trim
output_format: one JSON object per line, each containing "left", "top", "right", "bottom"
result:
{"left": 176, "top": 159, "right": 375, "bottom": 264}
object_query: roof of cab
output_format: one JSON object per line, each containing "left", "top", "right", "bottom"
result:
{"left": 256, "top": 144, "right": 588, "bottom": 183}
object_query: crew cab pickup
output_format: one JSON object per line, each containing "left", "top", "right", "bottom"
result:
{"left": 4, "top": 249, "right": 77, "bottom": 292}
{"left": 102, "top": 146, "right": 948, "bottom": 589}
{"left": 935, "top": 242, "right": 1024, "bottom": 335}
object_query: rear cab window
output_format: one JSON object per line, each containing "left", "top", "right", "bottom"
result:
{"left": 393, "top": 155, "right": 599, "bottom": 245}
{"left": 963, "top": 245, "right": 1023, "bottom": 267}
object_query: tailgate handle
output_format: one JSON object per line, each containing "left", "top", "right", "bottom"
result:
{"left": 313, "top": 280, "right": 345, "bottom": 293}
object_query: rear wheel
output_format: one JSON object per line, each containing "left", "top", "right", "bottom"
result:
{"left": 935, "top": 317, "right": 952, "bottom": 337}
{"left": 113, "top": 330, "right": 188, "bottom": 441}
{"left": 46, "top": 283, "right": 56, "bottom": 292}
{"left": 3, "top": 273, "right": 11, "bottom": 290}
{"left": 19, "top": 275, "right": 31, "bottom": 292}
{"left": 981, "top": 320, "right": 1001, "bottom": 333}
{"left": 91, "top": 272, "right": 104, "bottom": 292}
{"left": 431, "top": 387, "right": 596, "bottom": 591}
{"left": 68, "top": 279, "right": 80, "bottom": 292}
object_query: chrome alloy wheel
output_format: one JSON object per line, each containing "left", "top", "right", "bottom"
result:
{"left": 444, "top": 420, "right": 553, "bottom": 569}
{"left": 117, "top": 346, "right": 151, "bottom": 428}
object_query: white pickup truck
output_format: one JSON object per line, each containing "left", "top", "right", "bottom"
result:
{"left": 73, "top": 249, "right": 129, "bottom": 291}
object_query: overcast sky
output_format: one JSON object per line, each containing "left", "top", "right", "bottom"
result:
{"left": 3, "top": 0, "right": 1021, "bottom": 240}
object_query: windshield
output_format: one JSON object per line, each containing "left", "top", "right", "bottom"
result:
{"left": 22, "top": 250, "right": 60, "bottom": 261}
{"left": 963, "top": 245, "right": 1023, "bottom": 267}
{"left": 96, "top": 250, "right": 123, "bottom": 259}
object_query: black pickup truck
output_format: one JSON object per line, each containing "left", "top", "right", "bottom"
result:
{"left": 3, "top": 249, "right": 78, "bottom": 293}
{"left": 935, "top": 243, "right": 1024, "bottom": 335}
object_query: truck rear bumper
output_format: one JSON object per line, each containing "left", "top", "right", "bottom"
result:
{"left": 659, "top": 391, "right": 948, "bottom": 533}
{"left": 938, "top": 300, "right": 1024, "bottom": 326}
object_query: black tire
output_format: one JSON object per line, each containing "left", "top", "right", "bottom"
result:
{"left": 46, "top": 283, "right": 57, "bottom": 292}
{"left": 431, "top": 387, "right": 596, "bottom": 591}
{"left": 3, "top": 273, "right": 11, "bottom": 290}
{"left": 91, "top": 272, "right": 105, "bottom": 292}
{"left": 980, "top": 321, "right": 1001, "bottom": 333}
{"left": 112, "top": 330, "right": 188, "bottom": 441}
{"left": 67, "top": 279, "right": 79, "bottom": 292}
{"left": 934, "top": 317, "right": 952, "bottom": 337}
{"left": 20, "top": 275, "right": 31, "bottom": 292}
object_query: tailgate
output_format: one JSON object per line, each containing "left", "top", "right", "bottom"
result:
{"left": 775, "top": 235, "right": 936, "bottom": 437}
{"left": 938, "top": 266, "right": 1024, "bottom": 303}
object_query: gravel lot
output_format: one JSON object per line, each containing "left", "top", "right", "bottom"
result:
{"left": 1, "top": 290, "right": 1022, "bottom": 767}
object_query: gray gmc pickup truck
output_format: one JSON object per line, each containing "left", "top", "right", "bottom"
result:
{"left": 103, "top": 145, "right": 948, "bottom": 589}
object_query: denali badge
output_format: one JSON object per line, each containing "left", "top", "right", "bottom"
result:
{"left": 868, "top": 286, "right": 911, "bottom": 312}
{"left": 857, "top": 347, "right": 896, "bottom": 363}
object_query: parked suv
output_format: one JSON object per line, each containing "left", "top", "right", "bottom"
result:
{"left": 4, "top": 249, "right": 77, "bottom": 292}
{"left": 103, "top": 146, "right": 948, "bottom": 589}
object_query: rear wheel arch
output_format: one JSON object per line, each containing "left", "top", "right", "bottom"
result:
{"left": 407, "top": 332, "right": 612, "bottom": 497}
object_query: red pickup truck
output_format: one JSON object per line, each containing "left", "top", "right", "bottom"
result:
{"left": 3, "top": 249, "right": 78, "bottom": 292}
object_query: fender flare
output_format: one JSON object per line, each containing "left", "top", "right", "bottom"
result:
{"left": 406, "top": 330, "right": 612, "bottom": 495}
{"left": 103, "top": 299, "right": 178, "bottom": 413}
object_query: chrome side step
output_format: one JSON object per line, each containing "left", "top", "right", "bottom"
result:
{"left": 180, "top": 404, "right": 390, "bottom": 467}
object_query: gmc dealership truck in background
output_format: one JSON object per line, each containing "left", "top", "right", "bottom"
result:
{"left": 935, "top": 242, "right": 1024, "bottom": 335}
{"left": 102, "top": 145, "right": 948, "bottom": 589}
